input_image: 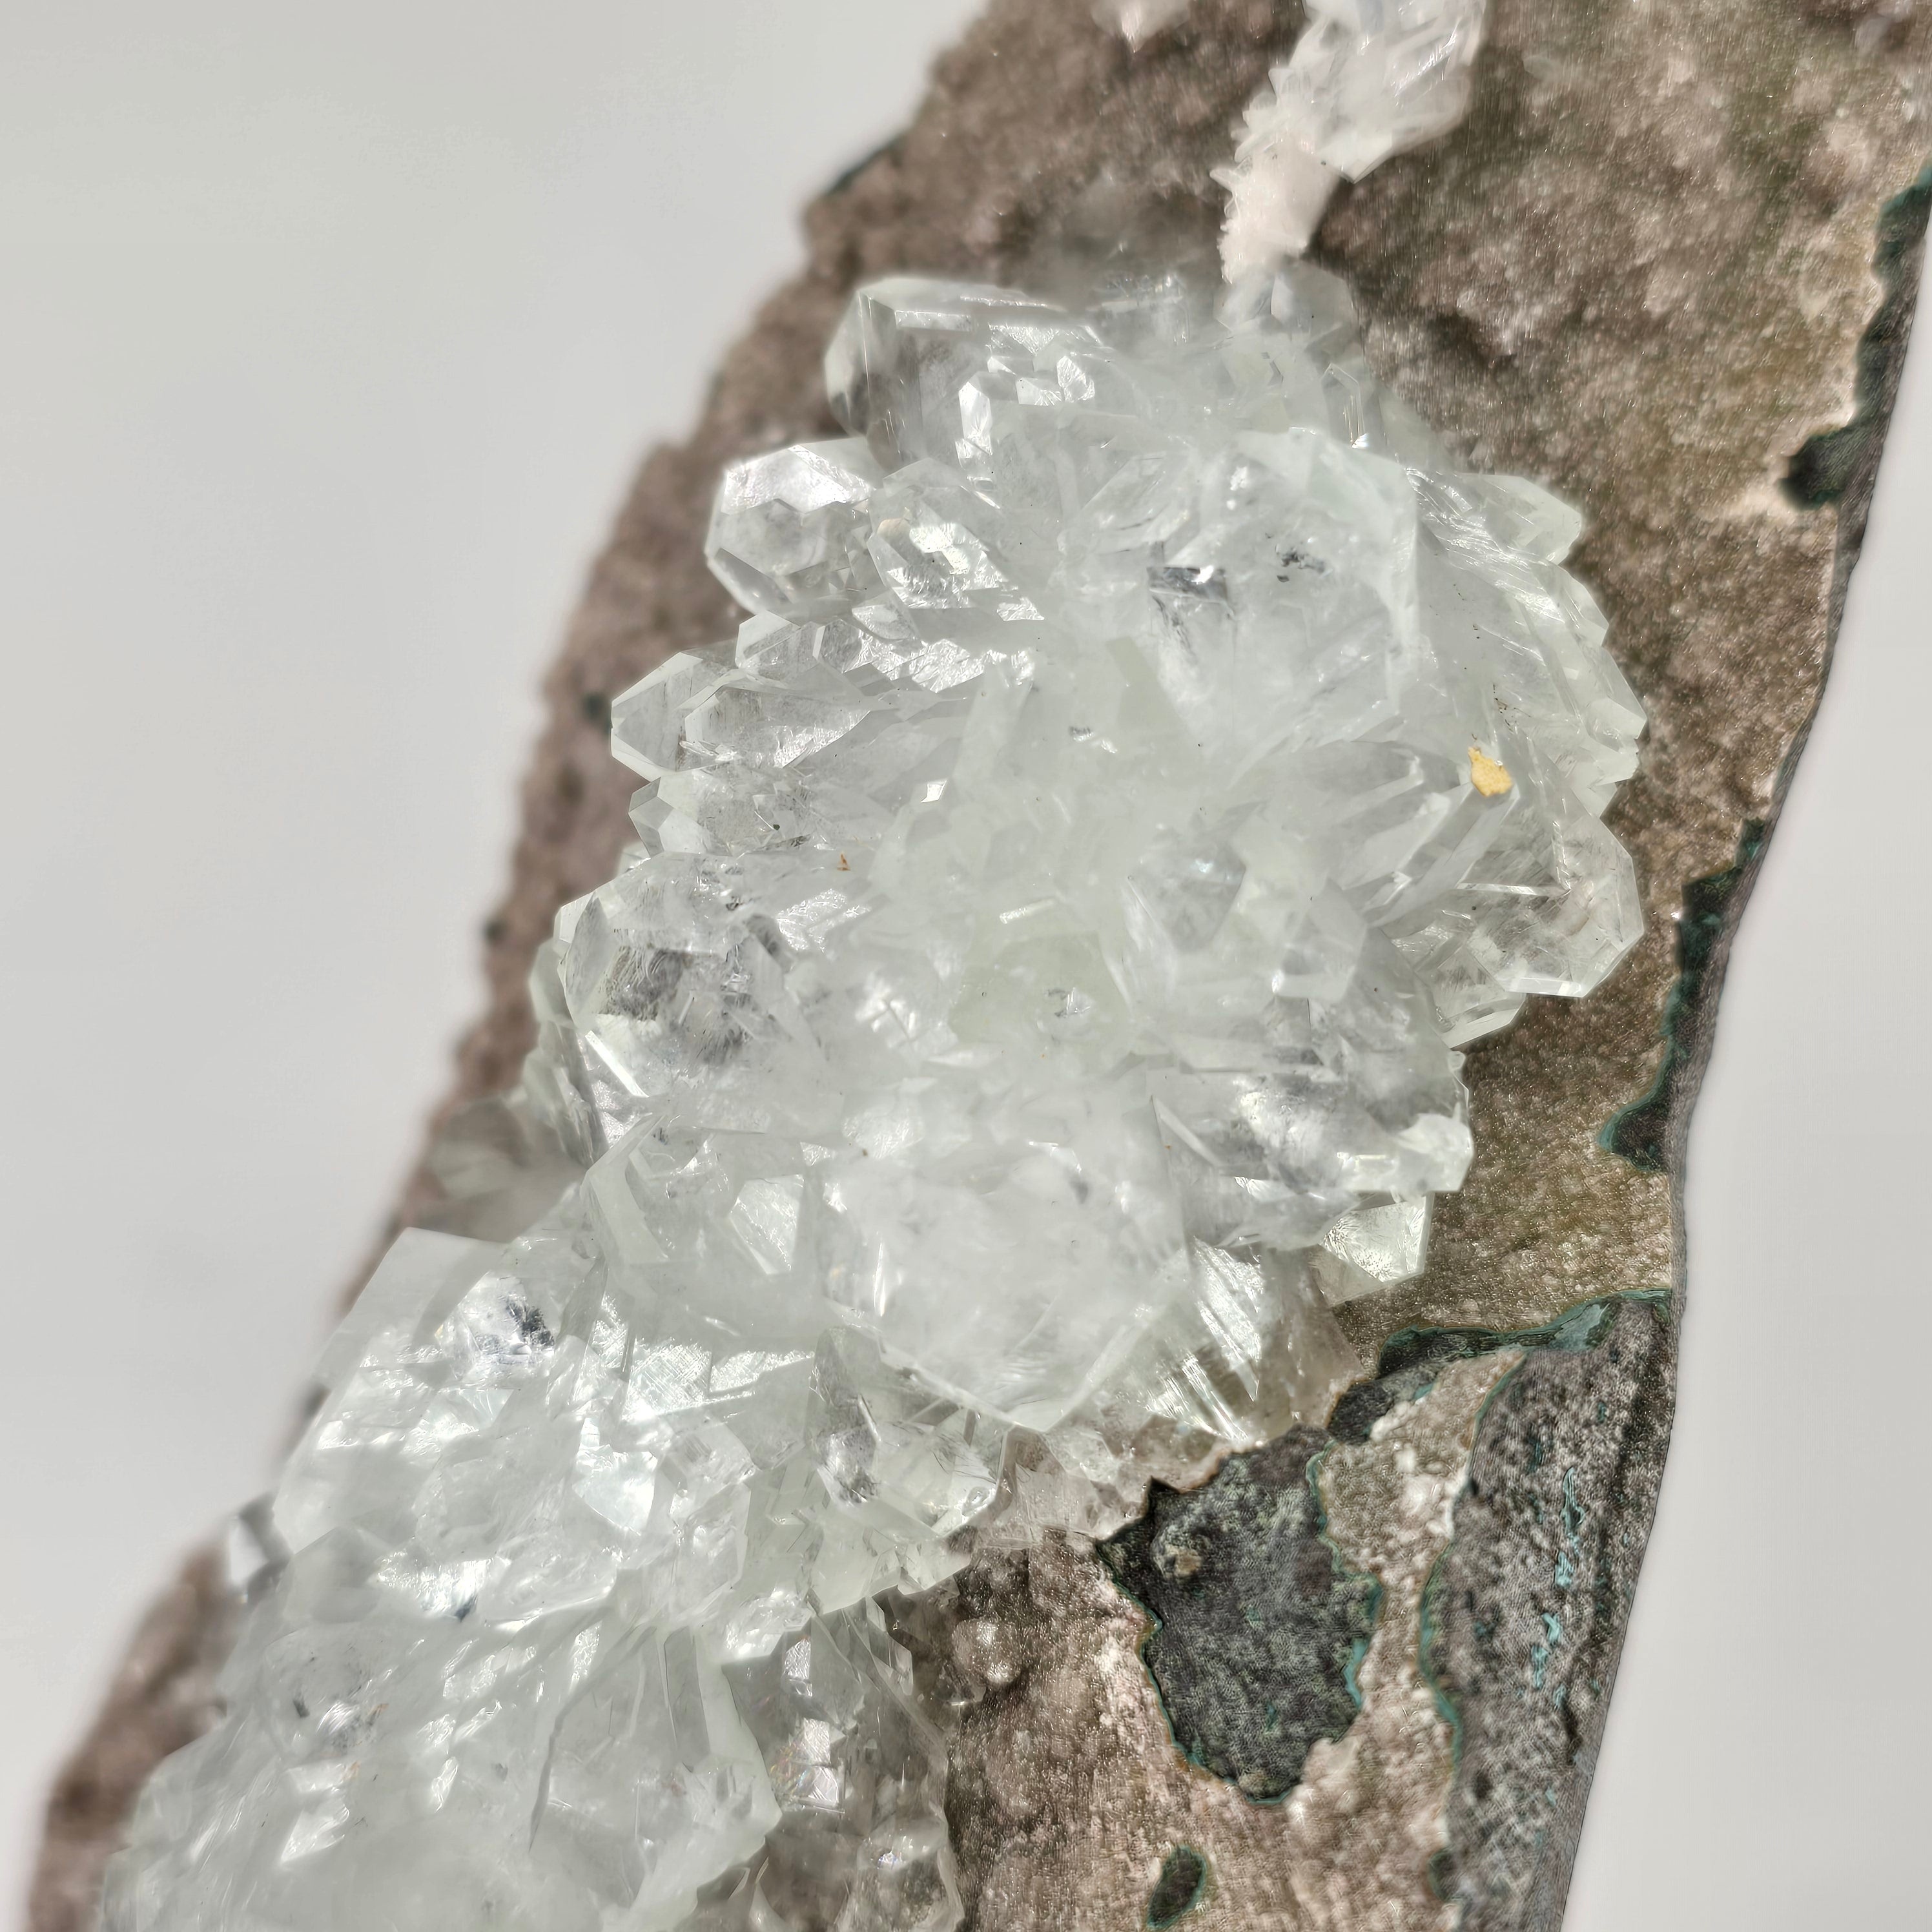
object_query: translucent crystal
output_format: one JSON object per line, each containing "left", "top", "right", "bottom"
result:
{"left": 1313, "top": 1191, "right": 1432, "bottom": 1306}
{"left": 706, "top": 442, "right": 885, "bottom": 620}
{"left": 104, "top": 267, "right": 1639, "bottom": 1931}
{"left": 722, "top": 1605, "right": 958, "bottom": 1930}
{"left": 1219, "top": 0, "right": 1490, "bottom": 272}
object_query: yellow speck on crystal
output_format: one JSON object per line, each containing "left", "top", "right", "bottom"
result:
{"left": 1469, "top": 746, "right": 1514, "bottom": 796}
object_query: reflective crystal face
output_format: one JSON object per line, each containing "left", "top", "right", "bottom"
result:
{"left": 103, "top": 268, "right": 1641, "bottom": 1932}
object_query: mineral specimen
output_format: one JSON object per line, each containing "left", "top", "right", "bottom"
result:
{"left": 1218, "top": 0, "right": 1490, "bottom": 272}
{"left": 100, "top": 265, "right": 1640, "bottom": 1931}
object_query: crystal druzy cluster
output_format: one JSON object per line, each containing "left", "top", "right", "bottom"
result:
{"left": 104, "top": 269, "right": 1641, "bottom": 1932}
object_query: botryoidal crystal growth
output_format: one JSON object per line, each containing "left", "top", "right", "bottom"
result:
{"left": 103, "top": 268, "right": 1641, "bottom": 1932}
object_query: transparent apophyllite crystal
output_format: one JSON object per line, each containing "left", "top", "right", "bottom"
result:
{"left": 102, "top": 265, "right": 1640, "bottom": 1932}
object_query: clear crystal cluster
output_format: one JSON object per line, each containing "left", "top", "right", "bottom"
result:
{"left": 103, "top": 267, "right": 1639, "bottom": 1932}
{"left": 1218, "top": 0, "right": 1488, "bottom": 272}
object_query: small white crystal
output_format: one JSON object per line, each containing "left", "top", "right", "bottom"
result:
{"left": 1093, "top": 0, "right": 1194, "bottom": 50}
{"left": 1218, "top": 0, "right": 1490, "bottom": 274}
{"left": 104, "top": 267, "right": 1640, "bottom": 1931}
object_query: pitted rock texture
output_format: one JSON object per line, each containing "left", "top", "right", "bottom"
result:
{"left": 28, "top": 0, "right": 1931, "bottom": 1925}
{"left": 1427, "top": 1297, "right": 1676, "bottom": 1928}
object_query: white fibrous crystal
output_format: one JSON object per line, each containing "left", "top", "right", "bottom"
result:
{"left": 1218, "top": 0, "right": 1489, "bottom": 274}
{"left": 102, "top": 267, "right": 1640, "bottom": 1932}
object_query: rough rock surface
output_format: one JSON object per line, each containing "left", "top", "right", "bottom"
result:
{"left": 1099, "top": 1432, "right": 1381, "bottom": 1804}
{"left": 30, "top": 1557, "right": 235, "bottom": 1932}
{"left": 28, "top": 0, "right": 1931, "bottom": 1925}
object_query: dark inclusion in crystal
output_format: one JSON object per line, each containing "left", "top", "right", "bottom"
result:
{"left": 1100, "top": 1428, "right": 1379, "bottom": 1800}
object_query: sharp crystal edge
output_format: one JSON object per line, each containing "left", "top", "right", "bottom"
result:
{"left": 101, "top": 264, "right": 1642, "bottom": 1932}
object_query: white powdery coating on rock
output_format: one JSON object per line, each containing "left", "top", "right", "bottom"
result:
{"left": 101, "top": 269, "right": 1641, "bottom": 1932}
{"left": 1218, "top": 0, "right": 1488, "bottom": 274}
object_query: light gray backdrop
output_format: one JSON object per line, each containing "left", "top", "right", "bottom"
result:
{"left": 1, "top": 4, "right": 1924, "bottom": 1925}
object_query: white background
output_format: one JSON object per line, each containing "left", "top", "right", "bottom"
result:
{"left": 0, "top": 4, "right": 1925, "bottom": 1924}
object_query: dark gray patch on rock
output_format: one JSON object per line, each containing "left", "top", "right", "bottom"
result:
{"left": 1096, "top": 1293, "right": 1666, "bottom": 1830}
{"left": 1100, "top": 1430, "right": 1380, "bottom": 1800}
{"left": 1424, "top": 1295, "right": 1677, "bottom": 1929}
{"left": 1147, "top": 1844, "right": 1209, "bottom": 1926}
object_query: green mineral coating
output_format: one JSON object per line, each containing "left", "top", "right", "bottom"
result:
{"left": 1784, "top": 165, "right": 1932, "bottom": 510}
{"left": 1105, "top": 1296, "right": 1667, "bottom": 1809}
{"left": 1424, "top": 1296, "right": 1678, "bottom": 1929}
{"left": 1146, "top": 1845, "right": 1208, "bottom": 1928}
{"left": 1379, "top": 1293, "right": 1666, "bottom": 1764}
{"left": 1331, "top": 1294, "right": 1660, "bottom": 1447}
{"left": 1598, "top": 820, "right": 1767, "bottom": 1173}
{"left": 1100, "top": 1430, "right": 1380, "bottom": 1802}
{"left": 1603, "top": 159, "right": 1932, "bottom": 1182}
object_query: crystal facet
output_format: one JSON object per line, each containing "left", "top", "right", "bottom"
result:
{"left": 103, "top": 267, "right": 1639, "bottom": 1931}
